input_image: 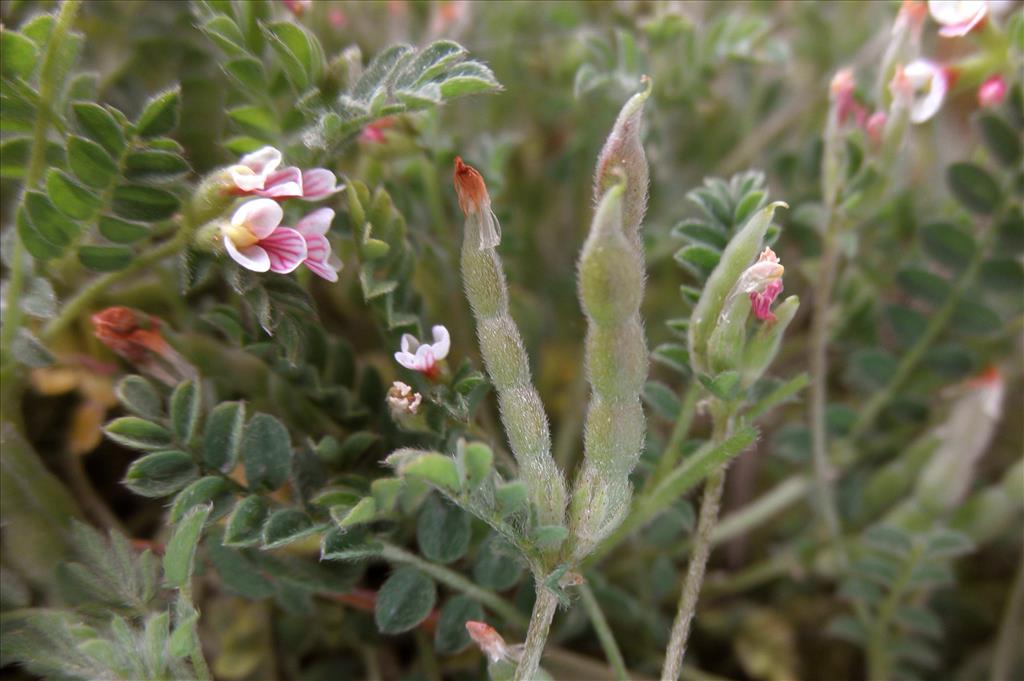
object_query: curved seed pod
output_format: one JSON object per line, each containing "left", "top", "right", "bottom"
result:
{"left": 594, "top": 77, "right": 651, "bottom": 250}
{"left": 570, "top": 183, "right": 648, "bottom": 561}
{"left": 454, "top": 158, "right": 567, "bottom": 527}
{"left": 688, "top": 202, "right": 787, "bottom": 375}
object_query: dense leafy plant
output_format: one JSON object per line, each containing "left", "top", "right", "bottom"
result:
{"left": 1, "top": 2, "right": 1021, "bottom": 681}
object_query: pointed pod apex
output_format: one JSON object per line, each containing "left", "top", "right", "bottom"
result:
{"left": 453, "top": 155, "right": 489, "bottom": 217}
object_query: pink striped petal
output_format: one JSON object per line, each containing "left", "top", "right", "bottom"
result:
{"left": 295, "top": 208, "right": 335, "bottom": 237}
{"left": 260, "top": 227, "right": 308, "bottom": 273}
{"left": 305, "top": 258, "right": 339, "bottom": 282}
{"left": 301, "top": 169, "right": 342, "bottom": 199}
{"left": 304, "top": 233, "right": 331, "bottom": 263}
{"left": 232, "top": 199, "right": 283, "bottom": 239}
{"left": 256, "top": 167, "right": 303, "bottom": 198}
{"left": 223, "top": 236, "right": 270, "bottom": 272}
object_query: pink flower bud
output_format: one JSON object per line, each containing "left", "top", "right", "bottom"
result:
{"left": 866, "top": 111, "right": 888, "bottom": 146}
{"left": 465, "top": 621, "right": 510, "bottom": 663}
{"left": 977, "top": 74, "right": 1007, "bottom": 108}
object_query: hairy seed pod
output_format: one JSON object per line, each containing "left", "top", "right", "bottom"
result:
{"left": 455, "top": 158, "right": 567, "bottom": 527}
{"left": 570, "top": 182, "right": 649, "bottom": 561}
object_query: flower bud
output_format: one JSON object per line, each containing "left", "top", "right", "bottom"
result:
{"left": 386, "top": 381, "right": 422, "bottom": 416}
{"left": 977, "top": 74, "right": 1007, "bottom": 107}
{"left": 92, "top": 307, "right": 196, "bottom": 386}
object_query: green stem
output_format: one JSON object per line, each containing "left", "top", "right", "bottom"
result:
{"left": 378, "top": 543, "right": 528, "bottom": 630}
{"left": 808, "top": 205, "right": 845, "bottom": 563}
{"left": 189, "top": 635, "right": 212, "bottom": 681}
{"left": 647, "top": 381, "right": 700, "bottom": 491}
{"left": 513, "top": 585, "right": 559, "bottom": 681}
{"left": 41, "top": 231, "right": 189, "bottom": 343}
{"left": 866, "top": 545, "right": 918, "bottom": 681}
{"left": 992, "top": 551, "right": 1024, "bottom": 681}
{"left": 578, "top": 582, "right": 628, "bottom": 681}
{"left": 661, "top": 407, "right": 732, "bottom": 681}
{"left": 847, "top": 237, "right": 988, "bottom": 444}
{"left": 587, "top": 425, "right": 757, "bottom": 567}
{"left": 0, "top": 0, "right": 82, "bottom": 375}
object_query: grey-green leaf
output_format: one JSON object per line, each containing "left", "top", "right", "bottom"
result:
{"left": 242, "top": 413, "right": 292, "bottom": 491}
{"left": 169, "top": 379, "right": 201, "bottom": 445}
{"left": 105, "top": 417, "right": 173, "bottom": 451}
{"left": 434, "top": 596, "right": 483, "bottom": 655}
{"left": 375, "top": 567, "right": 436, "bottom": 634}
{"left": 163, "top": 503, "right": 211, "bottom": 588}
{"left": 122, "top": 450, "right": 197, "bottom": 497}
{"left": 115, "top": 375, "right": 163, "bottom": 420}
{"left": 135, "top": 88, "right": 181, "bottom": 138}
{"left": 416, "top": 496, "right": 471, "bottom": 565}
{"left": 72, "top": 102, "right": 126, "bottom": 157}
{"left": 203, "top": 401, "right": 246, "bottom": 472}
{"left": 223, "top": 495, "right": 270, "bottom": 547}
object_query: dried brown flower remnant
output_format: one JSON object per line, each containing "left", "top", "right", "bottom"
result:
{"left": 453, "top": 156, "right": 501, "bottom": 249}
{"left": 92, "top": 306, "right": 195, "bottom": 386}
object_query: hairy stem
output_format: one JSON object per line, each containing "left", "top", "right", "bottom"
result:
{"left": 0, "top": 0, "right": 82, "bottom": 415}
{"left": 41, "top": 231, "right": 190, "bottom": 343}
{"left": 578, "top": 582, "right": 628, "bottom": 680}
{"left": 808, "top": 206, "right": 845, "bottom": 561}
{"left": 647, "top": 381, "right": 700, "bottom": 491}
{"left": 379, "top": 543, "right": 528, "bottom": 630}
{"left": 661, "top": 408, "right": 733, "bottom": 681}
{"left": 866, "top": 544, "right": 918, "bottom": 681}
{"left": 514, "top": 585, "right": 559, "bottom": 681}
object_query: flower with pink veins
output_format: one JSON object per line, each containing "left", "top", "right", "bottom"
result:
{"left": 222, "top": 199, "right": 308, "bottom": 274}
{"left": 227, "top": 147, "right": 290, "bottom": 194}
{"left": 394, "top": 325, "right": 450, "bottom": 379}
{"left": 738, "top": 247, "right": 785, "bottom": 322}
{"left": 293, "top": 207, "right": 342, "bottom": 281}
{"left": 300, "top": 168, "right": 344, "bottom": 200}
{"left": 927, "top": 0, "right": 987, "bottom": 36}
{"left": 903, "top": 59, "right": 949, "bottom": 123}
{"left": 977, "top": 74, "right": 1007, "bottom": 107}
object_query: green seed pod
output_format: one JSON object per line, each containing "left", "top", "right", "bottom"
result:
{"left": 456, "top": 159, "right": 567, "bottom": 527}
{"left": 594, "top": 77, "right": 651, "bottom": 249}
{"left": 570, "top": 182, "right": 649, "bottom": 561}
{"left": 688, "top": 202, "right": 787, "bottom": 375}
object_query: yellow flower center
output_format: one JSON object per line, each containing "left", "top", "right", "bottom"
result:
{"left": 222, "top": 220, "right": 258, "bottom": 248}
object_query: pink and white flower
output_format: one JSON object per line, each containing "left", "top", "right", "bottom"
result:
{"left": 227, "top": 146, "right": 342, "bottom": 200}
{"left": 394, "top": 325, "right": 450, "bottom": 379}
{"left": 293, "top": 207, "right": 341, "bottom": 282}
{"left": 903, "top": 59, "right": 950, "bottom": 123}
{"left": 927, "top": 0, "right": 987, "bottom": 36}
{"left": 738, "top": 247, "right": 785, "bottom": 322}
{"left": 221, "top": 199, "right": 307, "bottom": 274}
{"left": 978, "top": 74, "right": 1007, "bottom": 107}
{"left": 227, "top": 147, "right": 290, "bottom": 194}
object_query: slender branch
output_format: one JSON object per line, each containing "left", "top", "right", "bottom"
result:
{"left": 0, "top": 0, "right": 82, "bottom": 374}
{"left": 41, "top": 232, "right": 190, "bottom": 342}
{"left": 662, "top": 467, "right": 726, "bottom": 681}
{"left": 378, "top": 543, "right": 528, "bottom": 630}
{"left": 866, "top": 545, "right": 918, "bottom": 681}
{"left": 992, "top": 550, "right": 1024, "bottom": 681}
{"left": 578, "top": 582, "right": 628, "bottom": 681}
{"left": 661, "top": 405, "right": 735, "bottom": 681}
{"left": 807, "top": 205, "right": 845, "bottom": 562}
{"left": 847, "top": 234, "right": 988, "bottom": 443}
{"left": 513, "top": 585, "right": 559, "bottom": 681}
{"left": 647, "top": 381, "right": 700, "bottom": 491}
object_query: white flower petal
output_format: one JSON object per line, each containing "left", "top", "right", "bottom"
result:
{"left": 232, "top": 199, "right": 284, "bottom": 239}
{"left": 430, "top": 325, "right": 450, "bottom": 360}
{"left": 223, "top": 235, "right": 270, "bottom": 272}
{"left": 394, "top": 351, "right": 418, "bottom": 370}
{"left": 400, "top": 333, "right": 419, "bottom": 354}
{"left": 239, "top": 146, "right": 282, "bottom": 175}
